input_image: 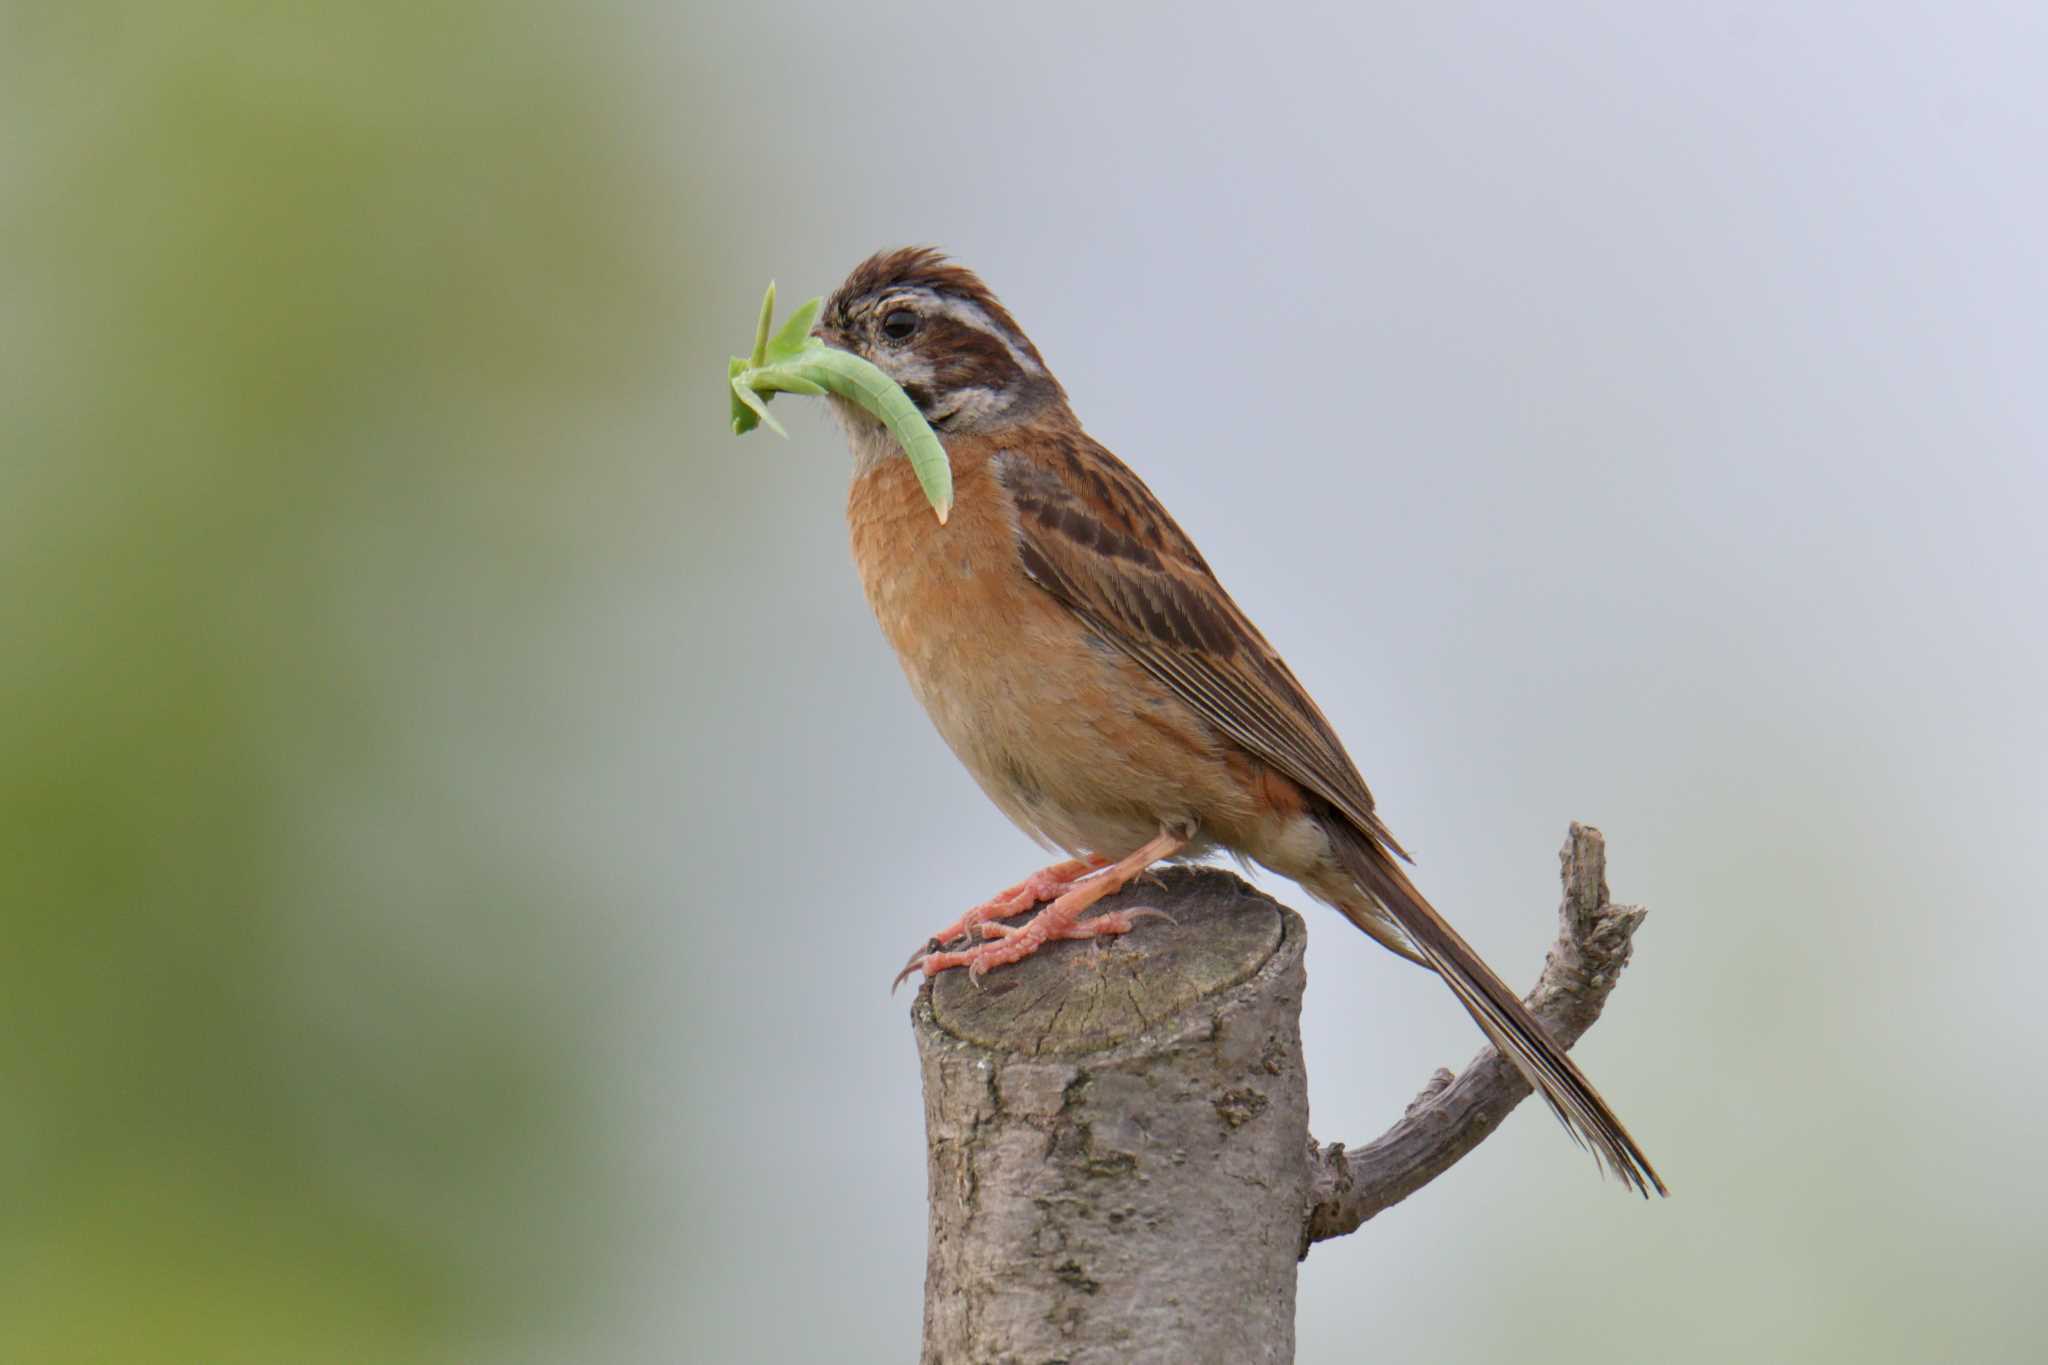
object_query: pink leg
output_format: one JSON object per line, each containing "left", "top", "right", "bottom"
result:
{"left": 908, "top": 830, "right": 1188, "bottom": 983}
{"left": 891, "top": 854, "right": 1109, "bottom": 990}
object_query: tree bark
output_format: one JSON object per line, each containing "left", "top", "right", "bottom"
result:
{"left": 913, "top": 868, "right": 1307, "bottom": 1365}
{"left": 911, "top": 825, "right": 1652, "bottom": 1364}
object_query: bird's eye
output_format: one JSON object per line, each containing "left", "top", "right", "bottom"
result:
{"left": 881, "top": 308, "right": 919, "bottom": 341}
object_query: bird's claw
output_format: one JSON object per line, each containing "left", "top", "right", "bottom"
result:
{"left": 901, "top": 903, "right": 1171, "bottom": 985}
{"left": 886, "top": 855, "right": 1115, "bottom": 991}
{"left": 892, "top": 938, "right": 944, "bottom": 993}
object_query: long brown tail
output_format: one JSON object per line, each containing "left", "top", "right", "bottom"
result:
{"left": 1330, "top": 823, "right": 1668, "bottom": 1197}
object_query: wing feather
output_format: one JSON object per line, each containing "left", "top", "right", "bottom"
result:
{"left": 995, "top": 437, "right": 1667, "bottom": 1197}
{"left": 996, "top": 439, "right": 1404, "bottom": 858}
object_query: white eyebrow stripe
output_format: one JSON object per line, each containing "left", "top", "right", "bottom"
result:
{"left": 881, "top": 288, "right": 1046, "bottom": 377}
{"left": 932, "top": 296, "right": 1046, "bottom": 375}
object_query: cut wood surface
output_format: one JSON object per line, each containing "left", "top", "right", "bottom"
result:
{"left": 911, "top": 827, "right": 1654, "bottom": 1364}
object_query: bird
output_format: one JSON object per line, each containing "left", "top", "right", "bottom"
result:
{"left": 813, "top": 246, "right": 1665, "bottom": 1196}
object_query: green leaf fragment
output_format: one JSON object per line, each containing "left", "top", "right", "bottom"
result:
{"left": 749, "top": 281, "right": 775, "bottom": 368}
{"left": 728, "top": 355, "right": 764, "bottom": 435}
{"left": 767, "top": 296, "right": 820, "bottom": 363}
{"left": 725, "top": 284, "right": 952, "bottom": 524}
{"left": 749, "top": 369, "right": 827, "bottom": 398}
{"left": 729, "top": 366, "right": 785, "bottom": 436}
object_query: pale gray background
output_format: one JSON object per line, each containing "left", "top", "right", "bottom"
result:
{"left": 9, "top": 2, "right": 2043, "bottom": 1362}
{"left": 661, "top": 4, "right": 2047, "bottom": 1361}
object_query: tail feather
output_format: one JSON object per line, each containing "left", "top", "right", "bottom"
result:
{"left": 1331, "top": 824, "right": 1667, "bottom": 1197}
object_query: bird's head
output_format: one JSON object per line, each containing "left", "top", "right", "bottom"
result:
{"left": 816, "top": 247, "right": 1068, "bottom": 436}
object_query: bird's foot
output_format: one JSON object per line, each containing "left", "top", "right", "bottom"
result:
{"left": 936, "top": 904, "right": 1173, "bottom": 978}
{"left": 910, "top": 902, "right": 1174, "bottom": 981}
{"left": 892, "top": 854, "right": 1109, "bottom": 990}
{"left": 896, "top": 829, "right": 1188, "bottom": 987}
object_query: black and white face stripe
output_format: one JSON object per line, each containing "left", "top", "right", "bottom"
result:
{"left": 822, "top": 247, "right": 1069, "bottom": 434}
{"left": 851, "top": 288, "right": 1059, "bottom": 429}
{"left": 880, "top": 289, "right": 1049, "bottom": 379}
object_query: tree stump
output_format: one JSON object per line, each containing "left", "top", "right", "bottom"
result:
{"left": 912, "top": 868, "right": 1308, "bottom": 1365}
{"left": 909, "top": 825, "right": 1657, "bottom": 1365}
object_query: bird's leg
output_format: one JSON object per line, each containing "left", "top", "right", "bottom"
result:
{"left": 942, "top": 855, "right": 1110, "bottom": 945}
{"left": 891, "top": 854, "right": 1110, "bottom": 989}
{"left": 909, "top": 830, "right": 1189, "bottom": 983}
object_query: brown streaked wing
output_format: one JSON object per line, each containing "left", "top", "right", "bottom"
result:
{"left": 994, "top": 439, "right": 1406, "bottom": 860}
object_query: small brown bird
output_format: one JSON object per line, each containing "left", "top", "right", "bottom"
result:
{"left": 817, "top": 247, "right": 1665, "bottom": 1196}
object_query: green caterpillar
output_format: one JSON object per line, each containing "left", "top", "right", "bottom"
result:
{"left": 729, "top": 282, "right": 953, "bottom": 524}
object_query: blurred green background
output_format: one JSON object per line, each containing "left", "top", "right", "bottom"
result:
{"left": 5, "top": 2, "right": 2044, "bottom": 1361}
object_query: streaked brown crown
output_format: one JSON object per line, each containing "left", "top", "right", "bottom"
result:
{"left": 823, "top": 247, "right": 1067, "bottom": 432}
